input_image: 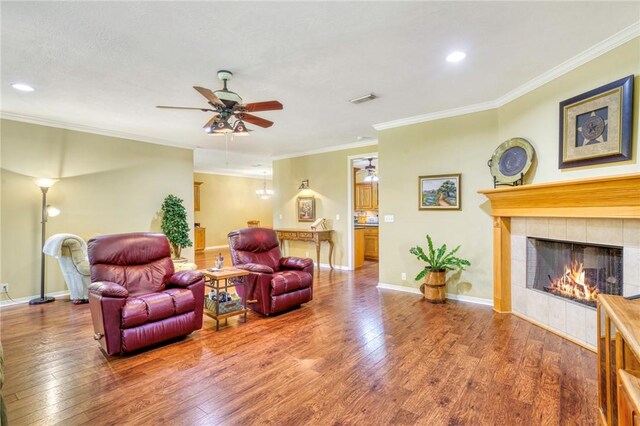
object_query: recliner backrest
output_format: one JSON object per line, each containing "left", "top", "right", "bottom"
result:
{"left": 228, "top": 228, "right": 281, "bottom": 271}
{"left": 88, "top": 233, "right": 174, "bottom": 297}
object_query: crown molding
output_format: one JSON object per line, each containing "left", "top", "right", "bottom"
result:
{"left": 0, "top": 111, "right": 195, "bottom": 151}
{"left": 193, "top": 169, "right": 273, "bottom": 179}
{"left": 272, "top": 138, "right": 378, "bottom": 161}
{"left": 373, "top": 100, "right": 498, "bottom": 131}
{"left": 495, "top": 21, "right": 640, "bottom": 108}
{"left": 374, "top": 22, "right": 640, "bottom": 131}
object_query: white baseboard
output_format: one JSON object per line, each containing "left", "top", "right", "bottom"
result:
{"left": 376, "top": 282, "right": 493, "bottom": 307}
{"left": 0, "top": 290, "right": 71, "bottom": 307}
{"left": 446, "top": 293, "right": 493, "bottom": 307}
{"left": 205, "top": 245, "right": 229, "bottom": 251}
{"left": 317, "top": 263, "right": 350, "bottom": 271}
{"left": 377, "top": 282, "right": 422, "bottom": 295}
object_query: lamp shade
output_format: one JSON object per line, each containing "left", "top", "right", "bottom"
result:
{"left": 213, "top": 120, "right": 233, "bottom": 134}
{"left": 233, "top": 120, "right": 251, "bottom": 136}
{"left": 34, "top": 178, "right": 58, "bottom": 188}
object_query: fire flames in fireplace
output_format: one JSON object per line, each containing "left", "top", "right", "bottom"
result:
{"left": 545, "top": 261, "right": 599, "bottom": 306}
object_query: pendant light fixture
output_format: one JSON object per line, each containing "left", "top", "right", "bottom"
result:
{"left": 256, "top": 172, "right": 274, "bottom": 200}
{"left": 363, "top": 158, "right": 379, "bottom": 182}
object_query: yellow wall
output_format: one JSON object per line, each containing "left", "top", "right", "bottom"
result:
{"left": 379, "top": 110, "right": 498, "bottom": 300}
{"left": 273, "top": 145, "right": 377, "bottom": 267}
{"left": 1, "top": 119, "right": 195, "bottom": 300}
{"left": 378, "top": 37, "right": 639, "bottom": 300}
{"left": 194, "top": 172, "right": 273, "bottom": 247}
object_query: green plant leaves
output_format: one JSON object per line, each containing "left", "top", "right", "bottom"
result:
{"left": 409, "top": 234, "right": 471, "bottom": 281}
{"left": 160, "top": 194, "right": 192, "bottom": 253}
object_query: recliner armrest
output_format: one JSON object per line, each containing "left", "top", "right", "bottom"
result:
{"left": 237, "top": 263, "right": 274, "bottom": 274}
{"left": 279, "top": 257, "right": 313, "bottom": 270}
{"left": 88, "top": 281, "right": 129, "bottom": 298}
{"left": 168, "top": 270, "right": 204, "bottom": 287}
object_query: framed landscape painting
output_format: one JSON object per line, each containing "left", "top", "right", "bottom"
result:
{"left": 418, "top": 174, "right": 461, "bottom": 211}
{"left": 559, "top": 75, "right": 633, "bottom": 169}
{"left": 297, "top": 196, "right": 315, "bottom": 222}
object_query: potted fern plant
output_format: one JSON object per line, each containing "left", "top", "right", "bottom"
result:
{"left": 409, "top": 235, "right": 470, "bottom": 303}
{"left": 160, "top": 194, "right": 192, "bottom": 260}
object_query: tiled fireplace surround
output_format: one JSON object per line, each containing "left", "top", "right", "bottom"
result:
{"left": 479, "top": 173, "right": 640, "bottom": 352}
{"left": 510, "top": 217, "right": 640, "bottom": 350}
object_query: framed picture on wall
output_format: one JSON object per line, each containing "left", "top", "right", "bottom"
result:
{"left": 418, "top": 174, "right": 461, "bottom": 210}
{"left": 559, "top": 75, "right": 634, "bottom": 169}
{"left": 297, "top": 196, "right": 316, "bottom": 222}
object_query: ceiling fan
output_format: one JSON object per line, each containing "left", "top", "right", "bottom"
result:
{"left": 361, "top": 158, "right": 379, "bottom": 182}
{"left": 156, "top": 70, "right": 283, "bottom": 135}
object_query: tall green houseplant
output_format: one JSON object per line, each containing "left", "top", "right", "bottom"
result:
{"left": 161, "top": 194, "right": 192, "bottom": 259}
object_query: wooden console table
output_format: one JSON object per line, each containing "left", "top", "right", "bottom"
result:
{"left": 275, "top": 229, "right": 334, "bottom": 270}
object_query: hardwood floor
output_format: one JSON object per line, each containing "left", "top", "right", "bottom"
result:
{"left": 1, "top": 260, "right": 598, "bottom": 425}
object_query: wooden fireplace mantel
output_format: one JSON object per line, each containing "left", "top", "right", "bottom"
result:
{"left": 478, "top": 173, "right": 640, "bottom": 312}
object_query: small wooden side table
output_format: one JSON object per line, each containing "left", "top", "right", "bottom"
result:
{"left": 200, "top": 267, "right": 250, "bottom": 331}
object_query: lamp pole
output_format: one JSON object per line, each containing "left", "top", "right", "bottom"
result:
{"left": 30, "top": 184, "right": 56, "bottom": 305}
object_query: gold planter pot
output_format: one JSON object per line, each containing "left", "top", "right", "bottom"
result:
{"left": 422, "top": 270, "right": 447, "bottom": 303}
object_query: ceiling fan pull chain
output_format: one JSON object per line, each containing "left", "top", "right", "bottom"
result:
{"left": 225, "top": 133, "right": 230, "bottom": 165}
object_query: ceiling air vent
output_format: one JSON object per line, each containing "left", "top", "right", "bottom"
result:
{"left": 349, "top": 93, "right": 377, "bottom": 104}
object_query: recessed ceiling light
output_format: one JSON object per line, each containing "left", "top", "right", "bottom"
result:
{"left": 11, "top": 83, "right": 35, "bottom": 92}
{"left": 446, "top": 51, "right": 466, "bottom": 63}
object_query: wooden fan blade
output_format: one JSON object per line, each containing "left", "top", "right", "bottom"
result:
{"left": 242, "top": 100, "right": 283, "bottom": 112}
{"left": 193, "top": 86, "right": 226, "bottom": 108}
{"left": 203, "top": 115, "right": 219, "bottom": 129}
{"left": 242, "top": 113, "right": 273, "bottom": 128}
{"left": 156, "top": 105, "right": 217, "bottom": 112}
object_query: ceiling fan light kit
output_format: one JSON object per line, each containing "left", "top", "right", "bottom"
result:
{"left": 156, "top": 69, "right": 283, "bottom": 137}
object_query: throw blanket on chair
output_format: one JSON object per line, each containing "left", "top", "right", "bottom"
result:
{"left": 43, "top": 234, "right": 90, "bottom": 303}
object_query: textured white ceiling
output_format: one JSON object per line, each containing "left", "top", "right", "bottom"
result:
{"left": 2, "top": 2, "right": 638, "bottom": 176}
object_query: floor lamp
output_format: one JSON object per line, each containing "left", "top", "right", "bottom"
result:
{"left": 29, "top": 178, "right": 59, "bottom": 305}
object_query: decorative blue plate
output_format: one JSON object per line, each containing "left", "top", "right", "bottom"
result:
{"left": 489, "top": 138, "right": 535, "bottom": 184}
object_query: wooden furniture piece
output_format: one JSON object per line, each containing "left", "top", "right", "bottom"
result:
{"left": 479, "top": 173, "right": 640, "bottom": 313}
{"left": 194, "top": 182, "right": 203, "bottom": 211}
{"left": 363, "top": 227, "right": 379, "bottom": 260}
{"left": 618, "top": 370, "right": 640, "bottom": 426}
{"left": 194, "top": 227, "right": 206, "bottom": 252}
{"left": 275, "top": 229, "right": 334, "bottom": 270}
{"left": 201, "top": 267, "right": 250, "bottom": 331}
{"left": 597, "top": 295, "right": 640, "bottom": 425}
{"left": 354, "top": 228, "right": 365, "bottom": 268}
{"left": 354, "top": 183, "right": 378, "bottom": 211}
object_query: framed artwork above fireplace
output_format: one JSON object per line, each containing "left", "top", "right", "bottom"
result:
{"left": 558, "top": 74, "right": 634, "bottom": 169}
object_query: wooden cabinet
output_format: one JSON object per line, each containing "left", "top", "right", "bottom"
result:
{"left": 194, "top": 227, "right": 206, "bottom": 252}
{"left": 354, "top": 228, "right": 365, "bottom": 268}
{"left": 598, "top": 295, "right": 640, "bottom": 425}
{"left": 194, "top": 182, "right": 203, "bottom": 211}
{"left": 355, "top": 183, "right": 378, "bottom": 210}
{"left": 363, "top": 227, "right": 379, "bottom": 261}
{"left": 618, "top": 370, "right": 640, "bottom": 426}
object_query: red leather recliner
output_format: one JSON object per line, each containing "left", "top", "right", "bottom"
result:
{"left": 87, "top": 232, "right": 205, "bottom": 355}
{"left": 228, "top": 227, "right": 313, "bottom": 316}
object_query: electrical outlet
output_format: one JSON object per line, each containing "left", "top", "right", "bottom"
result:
{"left": 305, "top": 251, "right": 309, "bottom": 258}
{"left": 279, "top": 214, "right": 283, "bottom": 220}
{"left": 0, "top": 284, "right": 9, "bottom": 293}
{"left": 335, "top": 214, "right": 340, "bottom": 220}
{"left": 401, "top": 273, "right": 407, "bottom": 281}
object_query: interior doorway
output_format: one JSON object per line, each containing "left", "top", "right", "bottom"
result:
{"left": 347, "top": 153, "right": 379, "bottom": 271}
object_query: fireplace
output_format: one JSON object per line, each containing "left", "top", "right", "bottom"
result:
{"left": 526, "top": 238, "right": 623, "bottom": 308}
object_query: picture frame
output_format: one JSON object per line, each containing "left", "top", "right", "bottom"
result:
{"left": 418, "top": 174, "right": 461, "bottom": 211}
{"left": 559, "top": 75, "right": 634, "bottom": 169}
{"left": 297, "top": 196, "right": 316, "bottom": 222}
